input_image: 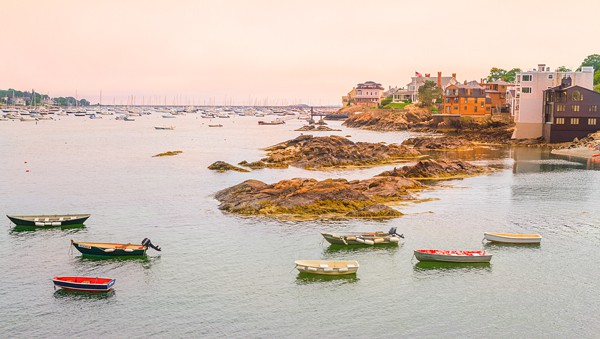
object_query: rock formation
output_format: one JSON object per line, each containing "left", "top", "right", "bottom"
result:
{"left": 208, "top": 161, "right": 250, "bottom": 172}
{"left": 378, "top": 159, "right": 488, "bottom": 179}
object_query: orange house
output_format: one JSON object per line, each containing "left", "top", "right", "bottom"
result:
{"left": 480, "top": 80, "right": 512, "bottom": 113}
{"left": 443, "top": 83, "right": 491, "bottom": 115}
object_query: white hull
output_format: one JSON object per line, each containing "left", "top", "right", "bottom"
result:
{"left": 484, "top": 232, "right": 542, "bottom": 244}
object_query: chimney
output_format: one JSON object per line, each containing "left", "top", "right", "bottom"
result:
{"left": 452, "top": 73, "right": 457, "bottom": 79}
{"left": 389, "top": 86, "right": 391, "bottom": 90}
{"left": 480, "top": 78, "right": 483, "bottom": 85}
{"left": 437, "top": 72, "right": 442, "bottom": 88}
{"left": 425, "top": 73, "right": 430, "bottom": 78}
{"left": 560, "top": 76, "right": 572, "bottom": 88}
{"left": 464, "top": 80, "right": 467, "bottom": 85}
{"left": 538, "top": 64, "right": 546, "bottom": 72}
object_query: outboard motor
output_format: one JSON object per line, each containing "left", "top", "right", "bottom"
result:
{"left": 141, "top": 238, "right": 161, "bottom": 251}
{"left": 388, "top": 227, "right": 405, "bottom": 238}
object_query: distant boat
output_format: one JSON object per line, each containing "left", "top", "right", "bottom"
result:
{"left": 20, "top": 117, "right": 37, "bottom": 122}
{"left": 162, "top": 114, "right": 176, "bottom": 118}
{"left": 208, "top": 124, "right": 223, "bottom": 127}
{"left": 414, "top": 249, "right": 492, "bottom": 263}
{"left": 258, "top": 118, "right": 285, "bottom": 125}
{"left": 483, "top": 232, "right": 542, "bottom": 244}
{"left": 7, "top": 214, "right": 90, "bottom": 227}
{"left": 123, "top": 115, "right": 135, "bottom": 121}
{"left": 294, "top": 260, "right": 359, "bottom": 275}
{"left": 52, "top": 276, "right": 115, "bottom": 292}
{"left": 71, "top": 238, "right": 161, "bottom": 257}
{"left": 155, "top": 125, "right": 175, "bottom": 130}
{"left": 321, "top": 227, "right": 404, "bottom": 245}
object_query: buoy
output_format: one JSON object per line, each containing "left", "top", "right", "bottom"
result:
{"left": 389, "top": 237, "right": 400, "bottom": 243}
{"left": 355, "top": 237, "right": 366, "bottom": 244}
{"left": 364, "top": 239, "right": 375, "bottom": 245}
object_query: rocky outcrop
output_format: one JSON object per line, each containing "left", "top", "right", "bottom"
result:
{"left": 378, "top": 159, "right": 488, "bottom": 179}
{"left": 295, "top": 125, "right": 341, "bottom": 131}
{"left": 214, "top": 177, "right": 423, "bottom": 219}
{"left": 402, "top": 136, "right": 475, "bottom": 150}
{"left": 342, "top": 105, "right": 433, "bottom": 130}
{"left": 153, "top": 150, "right": 182, "bottom": 157}
{"left": 208, "top": 161, "right": 250, "bottom": 172}
{"left": 239, "top": 135, "right": 422, "bottom": 170}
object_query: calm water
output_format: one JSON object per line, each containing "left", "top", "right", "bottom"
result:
{"left": 1, "top": 114, "right": 599, "bottom": 338}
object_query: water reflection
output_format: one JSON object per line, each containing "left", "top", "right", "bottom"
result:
{"left": 323, "top": 244, "right": 401, "bottom": 256}
{"left": 74, "top": 254, "right": 161, "bottom": 270}
{"left": 413, "top": 261, "right": 492, "bottom": 272}
{"left": 10, "top": 224, "right": 86, "bottom": 234}
{"left": 295, "top": 272, "right": 358, "bottom": 285}
{"left": 483, "top": 242, "right": 541, "bottom": 250}
{"left": 422, "top": 146, "right": 510, "bottom": 162}
{"left": 53, "top": 288, "right": 116, "bottom": 300}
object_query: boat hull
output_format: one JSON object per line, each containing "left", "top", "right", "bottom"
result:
{"left": 72, "top": 241, "right": 147, "bottom": 257}
{"left": 294, "top": 260, "right": 359, "bottom": 275}
{"left": 7, "top": 214, "right": 90, "bottom": 227}
{"left": 484, "top": 232, "right": 542, "bottom": 244}
{"left": 321, "top": 232, "right": 400, "bottom": 245}
{"left": 414, "top": 250, "right": 492, "bottom": 263}
{"left": 53, "top": 276, "right": 115, "bottom": 292}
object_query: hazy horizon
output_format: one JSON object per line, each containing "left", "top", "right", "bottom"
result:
{"left": 2, "top": 0, "right": 599, "bottom": 105}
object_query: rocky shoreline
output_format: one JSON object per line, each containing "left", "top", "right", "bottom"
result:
{"left": 215, "top": 159, "right": 489, "bottom": 220}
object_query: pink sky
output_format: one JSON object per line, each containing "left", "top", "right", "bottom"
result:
{"left": 1, "top": 0, "right": 599, "bottom": 105}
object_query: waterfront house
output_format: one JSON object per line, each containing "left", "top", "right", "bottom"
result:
{"left": 480, "top": 79, "right": 513, "bottom": 113}
{"left": 354, "top": 81, "right": 384, "bottom": 106}
{"left": 405, "top": 72, "right": 459, "bottom": 103}
{"left": 513, "top": 63, "right": 594, "bottom": 139}
{"left": 342, "top": 87, "right": 356, "bottom": 106}
{"left": 542, "top": 77, "right": 600, "bottom": 143}
{"left": 442, "top": 82, "right": 491, "bottom": 115}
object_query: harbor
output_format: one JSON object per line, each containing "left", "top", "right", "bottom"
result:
{"left": 1, "top": 114, "right": 600, "bottom": 337}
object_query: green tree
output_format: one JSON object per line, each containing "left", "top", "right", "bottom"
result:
{"left": 417, "top": 80, "right": 442, "bottom": 107}
{"left": 380, "top": 95, "right": 393, "bottom": 107}
{"left": 580, "top": 54, "right": 600, "bottom": 71}
{"left": 556, "top": 66, "right": 571, "bottom": 72}
{"left": 79, "top": 99, "right": 90, "bottom": 106}
{"left": 486, "top": 67, "right": 521, "bottom": 83}
{"left": 595, "top": 84, "right": 600, "bottom": 93}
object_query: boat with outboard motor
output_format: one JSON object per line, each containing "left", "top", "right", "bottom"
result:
{"left": 321, "top": 227, "right": 404, "bottom": 245}
{"left": 71, "top": 238, "right": 161, "bottom": 257}
{"left": 7, "top": 214, "right": 90, "bottom": 226}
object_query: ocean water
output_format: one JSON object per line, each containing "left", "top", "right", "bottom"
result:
{"left": 1, "top": 114, "right": 599, "bottom": 338}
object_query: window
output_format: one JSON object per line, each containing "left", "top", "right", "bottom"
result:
{"left": 555, "top": 118, "right": 565, "bottom": 124}
{"left": 481, "top": 102, "right": 484, "bottom": 108}
{"left": 474, "top": 98, "right": 478, "bottom": 103}
{"left": 591, "top": 105, "right": 598, "bottom": 112}
{"left": 556, "top": 104, "right": 565, "bottom": 112}
{"left": 571, "top": 91, "right": 583, "bottom": 101}
{"left": 486, "top": 107, "right": 490, "bottom": 111}
{"left": 409, "top": 86, "right": 415, "bottom": 91}
{"left": 474, "top": 106, "right": 478, "bottom": 113}
{"left": 464, "top": 98, "right": 468, "bottom": 103}
{"left": 453, "top": 106, "right": 458, "bottom": 111}
{"left": 464, "top": 106, "right": 467, "bottom": 111}
{"left": 522, "top": 87, "right": 532, "bottom": 94}
{"left": 571, "top": 118, "right": 579, "bottom": 125}
{"left": 522, "top": 75, "right": 533, "bottom": 81}
{"left": 573, "top": 105, "right": 580, "bottom": 112}
{"left": 548, "top": 74, "right": 554, "bottom": 80}
{"left": 588, "top": 118, "right": 597, "bottom": 125}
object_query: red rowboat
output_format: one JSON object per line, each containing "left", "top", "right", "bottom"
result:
{"left": 52, "top": 276, "right": 115, "bottom": 292}
{"left": 414, "top": 249, "right": 492, "bottom": 263}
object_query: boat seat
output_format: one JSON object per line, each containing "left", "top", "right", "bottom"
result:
{"left": 319, "top": 264, "right": 329, "bottom": 268}
{"left": 44, "top": 218, "right": 50, "bottom": 222}
{"left": 33, "top": 218, "right": 39, "bottom": 222}
{"left": 323, "top": 268, "right": 334, "bottom": 272}
{"left": 59, "top": 217, "right": 64, "bottom": 221}
{"left": 347, "top": 264, "right": 357, "bottom": 268}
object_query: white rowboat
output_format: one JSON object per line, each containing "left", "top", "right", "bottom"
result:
{"left": 483, "top": 232, "right": 542, "bottom": 244}
{"left": 294, "top": 260, "right": 359, "bottom": 275}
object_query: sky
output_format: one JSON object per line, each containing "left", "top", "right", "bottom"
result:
{"left": 1, "top": 0, "right": 599, "bottom": 106}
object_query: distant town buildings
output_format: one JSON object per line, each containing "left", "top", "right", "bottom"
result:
{"left": 542, "top": 77, "right": 600, "bottom": 142}
{"left": 513, "top": 63, "right": 595, "bottom": 139}
{"left": 406, "top": 72, "right": 459, "bottom": 103}
{"left": 480, "top": 80, "right": 512, "bottom": 113}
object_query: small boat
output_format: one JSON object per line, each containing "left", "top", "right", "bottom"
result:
{"left": 258, "top": 118, "right": 285, "bottom": 125}
{"left": 52, "top": 276, "right": 115, "bottom": 292}
{"left": 154, "top": 125, "right": 175, "bottom": 130}
{"left": 123, "top": 116, "right": 135, "bottom": 121}
{"left": 294, "top": 260, "right": 359, "bottom": 275}
{"left": 208, "top": 124, "right": 223, "bottom": 127}
{"left": 71, "top": 238, "right": 161, "bottom": 257}
{"left": 162, "top": 114, "right": 176, "bottom": 118}
{"left": 414, "top": 249, "right": 492, "bottom": 263}
{"left": 321, "top": 227, "right": 404, "bottom": 245}
{"left": 483, "top": 232, "right": 542, "bottom": 244}
{"left": 7, "top": 214, "right": 90, "bottom": 226}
